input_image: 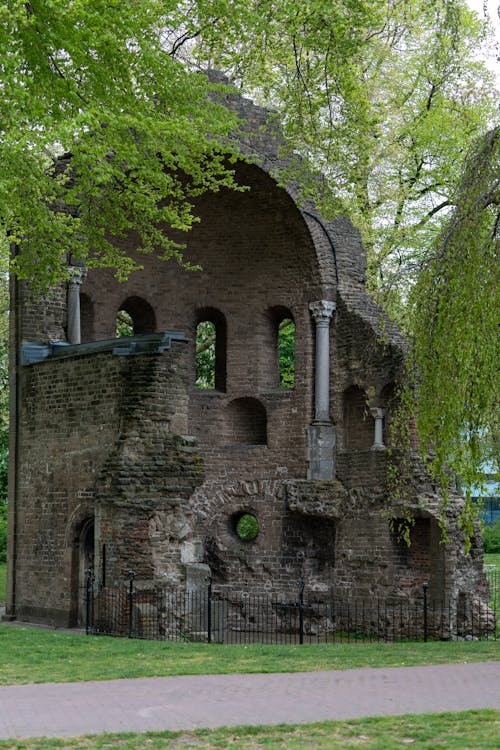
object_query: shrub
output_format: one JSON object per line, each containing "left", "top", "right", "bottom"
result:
{"left": 483, "top": 521, "right": 500, "bottom": 554}
{"left": 236, "top": 513, "right": 259, "bottom": 542}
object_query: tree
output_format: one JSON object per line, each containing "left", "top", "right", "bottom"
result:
{"left": 409, "top": 126, "right": 499, "bottom": 503}
{"left": 1, "top": 1, "right": 242, "bottom": 288}
{"left": 0, "top": 271, "right": 8, "bottom": 564}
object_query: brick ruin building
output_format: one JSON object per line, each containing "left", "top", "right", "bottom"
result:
{"left": 5, "top": 88, "right": 489, "bottom": 631}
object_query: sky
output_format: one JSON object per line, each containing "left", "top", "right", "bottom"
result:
{"left": 465, "top": 0, "right": 500, "bottom": 85}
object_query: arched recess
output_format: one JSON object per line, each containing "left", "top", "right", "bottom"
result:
{"left": 229, "top": 161, "right": 337, "bottom": 296}
{"left": 116, "top": 296, "right": 156, "bottom": 337}
{"left": 70, "top": 516, "right": 94, "bottom": 628}
{"left": 390, "top": 515, "right": 445, "bottom": 602}
{"left": 80, "top": 293, "right": 95, "bottom": 342}
{"left": 343, "top": 385, "right": 374, "bottom": 449}
{"left": 195, "top": 307, "right": 227, "bottom": 391}
{"left": 226, "top": 397, "right": 267, "bottom": 446}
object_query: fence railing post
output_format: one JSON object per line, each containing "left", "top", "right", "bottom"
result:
{"left": 86, "top": 567, "right": 95, "bottom": 635}
{"left": 127, "top": 569, "right": 135, "bottom": 638}
{"left": 423, "top": 581, "right": 429, "bottom": 642}
{"left": 207, "top": 576, "right": 213, "bottom": 644}
{"left": 298, "top": 579, "right": 305, "bottom": 645}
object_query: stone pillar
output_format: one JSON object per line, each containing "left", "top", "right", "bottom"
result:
{"left": 67, "top": 266, "right": 86, "bottom": 344}
{"left": 370, "top": 407, "right": 386, "bottom": 450}
{"left": 309, "top": 300, "right": 336, "bottom": 421}
{"left": 307, "top": 300, "right": 336, "bottom": 480}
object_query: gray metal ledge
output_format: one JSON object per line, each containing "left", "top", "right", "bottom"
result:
{"left": 21, "top": 332, "right": 188, "bottom": 366}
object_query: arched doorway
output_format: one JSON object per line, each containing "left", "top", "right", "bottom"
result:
{"left": 76, "top": 517, "right": 94, "bottom": 627}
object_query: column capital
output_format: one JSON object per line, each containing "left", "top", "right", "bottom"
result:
{"left": 68, "top": 266, "right": 87, "bottom": 287}
{"left": 369, "top": 407, "right": 386, "bottom": 420}
{"left": 309, "top": 300, "right": 336, "bottom": 325}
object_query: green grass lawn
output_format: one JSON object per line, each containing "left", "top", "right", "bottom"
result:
{"left": 484, "top": 552, "right": 500, "bottom": 569}
{"left": 0, "top": 562, "right": 5, "bottom": 604}
{"left": 0, "top": 710, "right": 497, "bottom": 749}
{"left": 0, "top": 624, "right": 498, "bottom": 686}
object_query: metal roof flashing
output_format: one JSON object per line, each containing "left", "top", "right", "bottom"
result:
{"left": 20, "top": 332, "right": 188, "bottom": 366}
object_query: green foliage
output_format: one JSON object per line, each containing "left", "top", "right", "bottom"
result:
{"left": 236, "top": 513, "right": 259, "bottom": 541}
{"left": 278, "top": 319, "right": 295, "bottom": 388}
{"left": 115, "top": 310, "right": 134, "bottom": 338}
{"left": 483, "top": 522, "right": 500, "bottom": 554}
{"left": 1, "top": 1, "right": 496, "bottom": 295}
{"left": 1, "top": 1, "right": 242, "bottom": 288}
{"left": 408, "top": 128, "right": 500, "bottom": 507}
{"left": 195, "top": 0, "right": 497, "bottom": 319}
{"left": 195, "top": 321, "right": 216, "bottom": 389}
{"left": 1, "top": 625, "right": 499, "bottom": 686}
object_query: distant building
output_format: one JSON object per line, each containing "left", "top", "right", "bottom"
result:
{"left": 471, "top": 461, "right": 500, "bottom": 526}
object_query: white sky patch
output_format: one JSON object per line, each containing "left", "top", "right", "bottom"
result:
{"left": 465, "top": 0, "right": 500, "bottom": 86}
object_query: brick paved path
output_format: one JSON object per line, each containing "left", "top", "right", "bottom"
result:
{"left": 0, "top": 662, "right": 498, "bottom": 739}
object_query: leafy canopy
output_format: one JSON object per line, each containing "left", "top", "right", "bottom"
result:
{"left": 409, "top": 127, "right": 500, "bottom": 498}
{"left": 1, "top": 0, "right": 242, "bottom": 288}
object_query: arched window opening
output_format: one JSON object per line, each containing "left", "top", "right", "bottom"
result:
{"left": 195, "top": 321, "right": 216, "bottom": 389}
{"left": 278, "top": 318, "right": 295, "bottom": 388}
{"left": 268, "top": 306, "right": 295, "bottom": 389}
{"left": 343, "top": 385, "right": 374, "bottom": 449}
{"left": 195, "top": 308, "right": 227, "bottom": 391}
{"left": 226, "top": 397, "right": 267, "bottom": 446}
{"left": 80, "top": 293, "right": 95, "bottom": 342}
{"left": 115, "top": 296, "right": 156, "bottom": 338}
{"left": 71, "top": 516, "right": 94, "bottom": 628}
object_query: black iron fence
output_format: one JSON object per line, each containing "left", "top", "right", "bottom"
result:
{"left": 86, "top": 570, "right": 498, "bottom": 644}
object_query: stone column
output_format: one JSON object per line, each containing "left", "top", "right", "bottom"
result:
{"left": 67, "top": 266, "right": 86, "bottom": 344}
{"left": 307, "top": 300, "right": 336, "bottom": 480}
{"left": 370, "top": 407, "right": 386, "bottom": 450}
{"left": 309, "top": 300, "right": 336, "bottom": 422}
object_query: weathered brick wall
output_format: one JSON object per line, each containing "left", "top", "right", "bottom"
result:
{"left": 78, "top": 162, "right": 320, "bottom": 483}
{"left": 13, "top": 343, "right": 193, "bottom": 625}
{"left": 332, "top": 297, "right": 405, "bottom": 451}
{"left": 9, "top": 84, "right": 489, "bottom": 625}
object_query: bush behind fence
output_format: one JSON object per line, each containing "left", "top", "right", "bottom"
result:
{"left": 86, "top": 570, "right": 499, "bottom": 645}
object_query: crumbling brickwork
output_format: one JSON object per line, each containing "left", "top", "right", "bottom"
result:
{"left": 5, "top": 86, "right": 488, "bottom": 629}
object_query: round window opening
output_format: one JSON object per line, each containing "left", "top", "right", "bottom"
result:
{"left": 235, "top": 513, "right": 259, "bottom": 542}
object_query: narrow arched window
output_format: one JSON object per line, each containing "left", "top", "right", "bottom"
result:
{"left": 195, "top": 321, "right": 216, "bottom": 389}
{"left": 278, "top": 318, "right": 295, "bottom": 388}
{"left": 267, "top": 306, "right": 295, "bottom": 389}
{"left": 195, "top": 308, "right": 227, "bottom": 391}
